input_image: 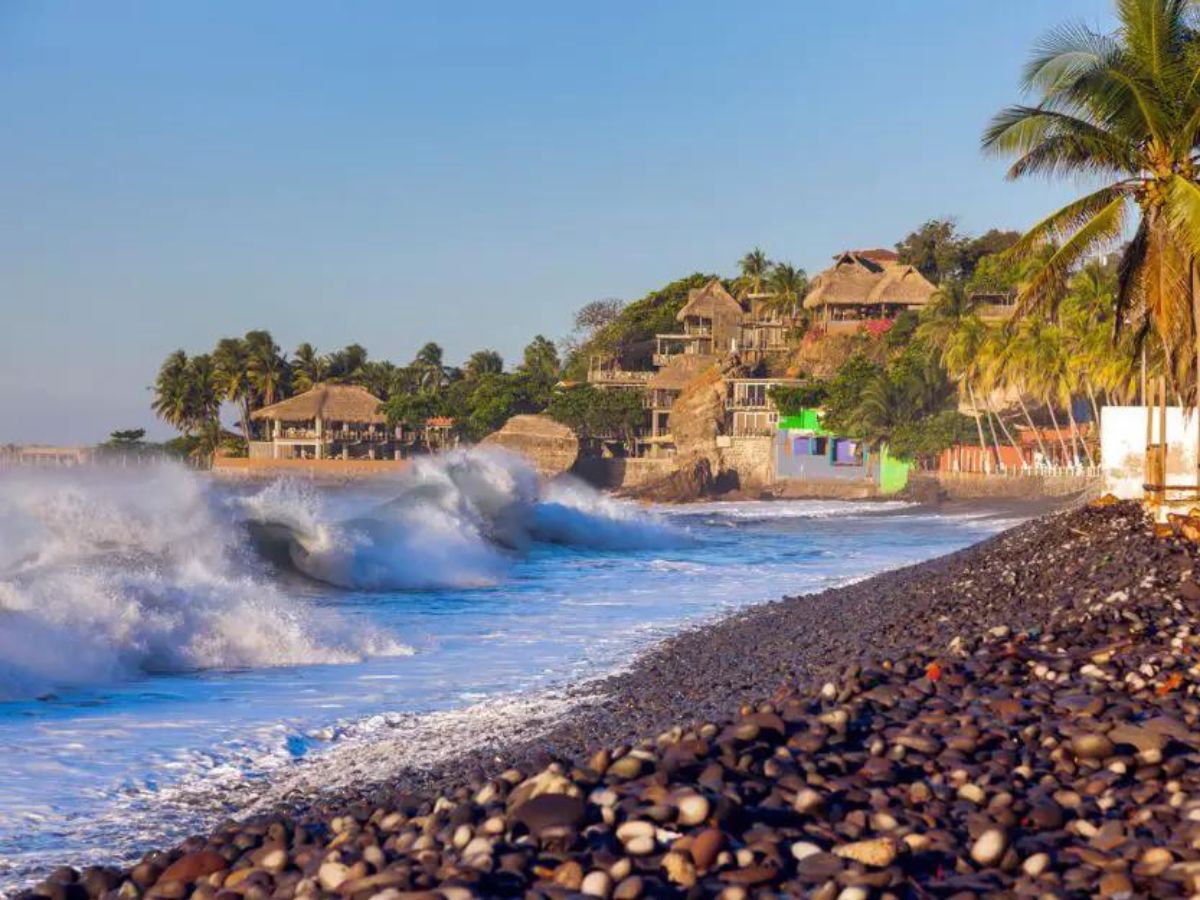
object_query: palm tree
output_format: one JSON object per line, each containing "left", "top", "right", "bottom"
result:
{"left": 1009, "top": 319, "right": 1076, "bottom": 465}
{"left": 465, "top": 350, "right": 504, "bottom": 380}
{"left": 328, "top": 344, "right": 369, "bottom": 382}
{"left": 941, "top": 314, "right": 997, "bottom": 471}
{"left": 244, "top": 330, "right": 287, "bottom": 409}
{"left": 983, "top": 0, "right": 1200, "bottom": 472}
{"left": 356, "top": 360, "right": 398, "bottom": 399}
{"left": 292, "top": 343, "right": 328, "bottom": 393}
{"left": 765, "top": 262, "right": 808, "bottom": 318}
{"left": 212, "top": 337, "right": 252, "bottom": 443}
{"left": 413, "top": 342, "right": 447, "bottom": 393}
{"left": 737, "top": 248, "right": 772, "bottom": 299}
{"left": 917, "top": 284, "right": 1002, "bottom": 469}
{"left": 152, "top": 350, "right": 192, "bottom": 432}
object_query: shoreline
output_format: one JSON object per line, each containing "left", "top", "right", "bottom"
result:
{"left": 9, "top": 495, "right": 1132, "bottom": 898}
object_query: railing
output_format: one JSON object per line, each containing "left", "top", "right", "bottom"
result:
{"left": 587, "top": 368, "right": 653, "bottom": 385}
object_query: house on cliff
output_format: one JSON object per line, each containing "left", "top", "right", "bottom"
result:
{"left": 803, "top": 249, "right": 936, "bottom": 334}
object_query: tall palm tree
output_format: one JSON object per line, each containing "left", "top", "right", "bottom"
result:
{"left": 414, "top": 342, "right": 448, "bottom": 392}
{"left": 1010, "top": 319, "right": 1076, "bottom": 464}
{"left": 737, "top": 248, "right": 772, "bottom": 299}
{"left": 212, "top": 337, "right": 252, "bottom": 443}
{"left": 244, "top": 330, "right": 287, "bottom": 409}
{"left": 152, "top": 350, "right": 192, "bottom": 432}
{"left": 765, "top": 262, "right": 808, "bottom": 318}
{"left": 983, "top": 0, "right": 1200, "bottom": 471}
{"left": 292, "top": 343, "right": 328, "bottom": 393}
{"left": 941, "top": 314, "right": 997, "bottom": 470}
{"left": 465, "top": 349, "right": 504, "bottom": 380}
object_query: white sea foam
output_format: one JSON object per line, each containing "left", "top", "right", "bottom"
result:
{"left": 238, "top": 448, "right": 685, "bottom": 591}
{"left": 0, "top": 464, "right": 408, "bottom": 702}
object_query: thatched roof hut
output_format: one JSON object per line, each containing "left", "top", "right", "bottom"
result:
{"left": 803, "top": 251, "right": 935, "bottom": 311}
{"left": 251, "top": 383, "right": 386, "bottom": 423}
{"left": 480, "top": 414, "right": 579, "bottom": 478}
{"left": 676, "top": 279, "right": 744, "bottom": 322}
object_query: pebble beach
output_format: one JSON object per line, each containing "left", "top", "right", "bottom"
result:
{"left": 18, "top": 498, "right": 1200, "bottom": 899}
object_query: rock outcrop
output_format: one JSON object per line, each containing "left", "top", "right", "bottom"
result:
{"left": 481, "top": 415, "right": 579, "bottom": 479}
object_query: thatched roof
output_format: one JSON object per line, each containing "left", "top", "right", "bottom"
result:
{"left": 480, "top": 414, "right": 579, "bottom": 478}
{"left": 676, "top": 279, "right": 744, "bottom": 322}
{"left": 648, "top": 355, "right": 718, "bottom": 391}
{"left": 804, "top": 251, "right": 935, "bottom": 309}
{"left": 866, "top": 264, "right": 936, "bottom": 305}
{"left": 251, "top": 383, "right": 386, "bottom": 423}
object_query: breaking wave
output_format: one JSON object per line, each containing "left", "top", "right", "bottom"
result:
{"left": 0, "top": 450, "right": 680, "bottom": 700}
{"left": 0, "top": 465, "right": 407, "bottom": 702}
{"left": 238, "top": 448, "right": 684, "bottom": 590}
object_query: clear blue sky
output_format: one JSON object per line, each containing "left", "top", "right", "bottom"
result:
{"left": 1, "top": 0, "right": 1113, "bottom": 443}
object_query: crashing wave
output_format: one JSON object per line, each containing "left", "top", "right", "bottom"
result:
{"left": 238, "top": 448, "right": 684, "bottom": 590}
{"left": 0, "top": 464, "right": 408, "bottom": 702}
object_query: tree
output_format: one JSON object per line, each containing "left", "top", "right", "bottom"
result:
{"left": 895, "top": 219, "right": 968, "bottom": 283}
{"left": 983, "top": 0, "right": 1200, "bottom": 477}
{"left": 212, "top": 337, "right": 253, "bottom": 443}
{"left": 245, "top": 330, "right": 287, "bottom": 408}
{"left": 765, "top": 262, "right": 808, "bottom": 317}
{"left": 412, "top": 342, "right": 448, "bottom": 393}
{"left": 292, "top": 342, "right": 329, "bottom": 393}
{"left": 327, "top": 344, "right": 368, "bottom": 382}
{"left": 519, "top": 335, "right": 560, "bottom": 407}
{"left": 357, "top": 360, "right": 399, "bottom": 399}
{"left": 106, "top": 428, "right": 146, "bottom": 446}
{"left": 737, "top": 248, "right": 772, "bottom": 298}
{"left": 821, "top": 354, "right": 885, "bottom": 434}
{"left": 464, "top": 350, "right": 505, "bottom": 380}
{"left": 546, "top": 385, "right": 645, "bottom": 446}
{"left": 573, "top": 299, "right": 625, "bottom": 336}
{"left": 152, "top": 350, "right": 193, "bottom": 433}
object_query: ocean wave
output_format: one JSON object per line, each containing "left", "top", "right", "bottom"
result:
{"left": 238, "top": 448, "right": 685, "bottom": 591}
{"left": 0, "top": 465, "right": 409, "bottom": 702}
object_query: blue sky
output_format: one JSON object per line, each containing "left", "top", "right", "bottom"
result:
{"left": 1, "top": 0, "right": 1113, "bottom": 443}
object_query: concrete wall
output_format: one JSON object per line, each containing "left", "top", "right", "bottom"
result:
{"left": 910, "top": 471, "right": 1100, "bottom": 501}
{"left": 720, "top": 435, "right": 774, "bottom": 489}
{"left": 1101, "top": 405, "right": 1198, "bottom": 499}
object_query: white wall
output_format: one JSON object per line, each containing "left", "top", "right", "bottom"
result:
{"left": 1101, "top": 406, "right": 1198, "bottom": 499}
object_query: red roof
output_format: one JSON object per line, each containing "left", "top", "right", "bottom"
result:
{"left": 856, "top": 248, "right": 899, "bottom": 263}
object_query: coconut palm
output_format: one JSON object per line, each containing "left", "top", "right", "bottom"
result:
{"left": 737, "top": 248, "right": 772, "bottom": 299}
{"left": 464, "top": 350, "right": 504, "bottom": 380}
{"left": 212, "top": 337, "right": 253, "bottom": 443}
{"left": 983, "top": 0, "right": 1200, "bottom": 421}
{"left": 244, "top": 330, "right": 287, "bottom": 409}
{"left": 152, "top": 350, "right": 193, "bottom": 432}
{"left": 765, "top": 262, "right": 808, "bottom": 318}
{"left": 941, "top": 314, "right": 998, "bottom": 470}
{"left": 292, "top": 343, "right": 328, "bottom": 393}
{"left": 413, "top": 342, "right": 448, "bottom": 393}
{"left": 356, "top": 360, "right": 398, "bottom": 399}
{"left": 1008, "top": 319, "right": 1077, "bottom": 465}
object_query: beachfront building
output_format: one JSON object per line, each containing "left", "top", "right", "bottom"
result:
{"left": 653, "top": 279, "right": 744, "bottom": 366}
{"left": 642, "top": 356, "right": 717, "bottom": 456}
{"left": 725, "top": 378, "right": 806, "bottom": 436}
{"left": 803, "top": 249, "right": 936, "bottom": 334}
{"left": 773, "top": 406, "right": 911, "bottom": 494}
{"left": 249, "top": 383, "right": 397, "bottom": 460}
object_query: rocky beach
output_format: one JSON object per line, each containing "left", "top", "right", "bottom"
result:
{"left": 16, "top": 497, "right": 1200, "bottom": 899}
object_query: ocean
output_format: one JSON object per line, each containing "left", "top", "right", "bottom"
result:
{"left": 0, "top": 451, "right": 1018, "bottom": 890}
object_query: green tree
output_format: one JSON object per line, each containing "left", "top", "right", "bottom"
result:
{"left": 292, "top": 342, "right": 329, "bottom": 393}
{"left": 736, "top": 248, "right": 772, "bottom": 298}
{"left": 983, "top": 0, "right": 1200, "bottom": 438}
{"left": 546, "top": 385, "right": 645, "bottom": 445}
{"left": 327, "top": 344, "right": 369, "bottom": 382}
{"left": 212, "top": 337, "right": 253, "bottom": 443}
{"left": 895, "top": 219, "right": 967, "bottom": 283}
{"left": 152, "top": 350, "right": 193, "bottom": 433}
{"left": 244, "top": 330, "right": 287, "bottom": 408}
{"left": 519, "top": 335, "right": 560, "bottom": 406}
{"left": 464, "top": 349, "right": 505, "bottom": 380}
{"left": 765, "top": 262, "right": 808, "bottom": 318}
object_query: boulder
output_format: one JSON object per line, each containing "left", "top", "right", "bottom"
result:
{"left": 481, "top": 415, "right": 579, "bottom": 479}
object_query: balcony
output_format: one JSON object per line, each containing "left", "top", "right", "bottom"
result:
{"left": 653, "top": 333, "right": 714, "bottom": 367}
{"left": 587, "top": 367, "right": 653, "bottom": 386}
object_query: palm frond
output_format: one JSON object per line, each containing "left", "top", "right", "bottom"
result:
{"left": 1013, "top": 195, "right": 1129, "bottom": 318}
